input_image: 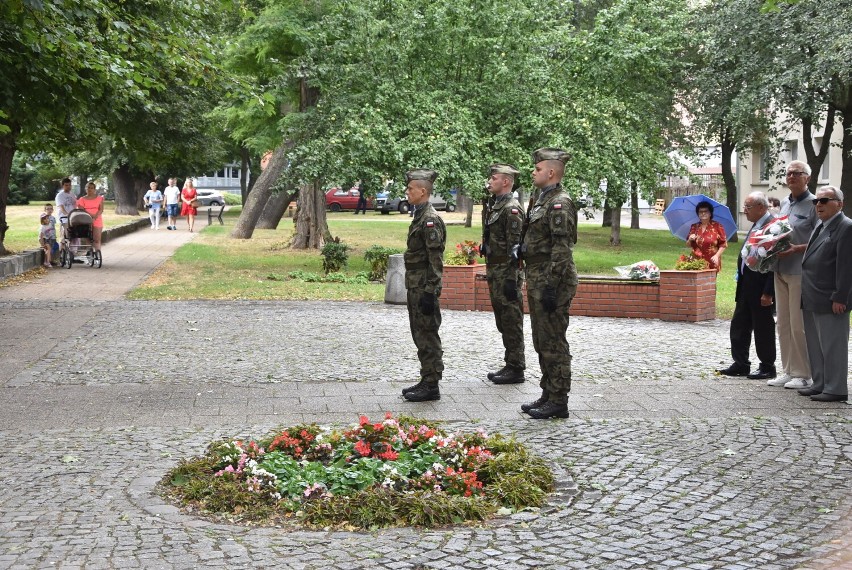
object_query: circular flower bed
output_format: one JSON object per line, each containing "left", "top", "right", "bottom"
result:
{"left": 162, "top": 414, "right": 554, "bottom": 529}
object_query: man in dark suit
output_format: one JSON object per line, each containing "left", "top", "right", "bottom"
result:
{"left": 797, "top": 186, "right": 852, "bottom": 403}
{"left": 718, "top": 192, "right": 777, "bottom": 379}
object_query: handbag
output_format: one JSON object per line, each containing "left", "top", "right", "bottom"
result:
{"left": 190, "top": 199, "right": 200, "bottom": 208}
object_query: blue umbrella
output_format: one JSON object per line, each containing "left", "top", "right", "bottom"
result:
{"left": 663, "top": 194, "right": 738, "bottom": 241}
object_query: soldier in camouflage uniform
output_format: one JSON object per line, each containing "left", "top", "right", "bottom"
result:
{"left": 517, "top": 148, "right": 577, "bottom": 419}
{"left": 482, "top": 163, "right": 526, "bottom": 384}
{"left": 400, "top": 169, "right": 446, "bottom": 402}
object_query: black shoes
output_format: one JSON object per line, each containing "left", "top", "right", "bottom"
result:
{"left": 527, "top": 401, "right": 569, "bottom": 419}
{"left": 492, "top": 367, "right": 525, "bottom": 385}
{"left": 403, "top": 384, "right": 440, "bottom": 402}
{"left": 487, "top": 366, "right": 508, "bottom": 381}
{"left": 810, "top": 393, "right": 848, "bottom": 402}
{"left": 798, "top": 388, "right": 820, "bottom": 397}
{"left": 521, "top": 392, "right": 547, "bottom": 413}
{"left": 717, "top": 363, "right": 750, "bottom": 376}
{"left": 747, "top": 367, "right": 776, "bottom": 380}
{"left": 402, "top": 380, "right": 423, "bottom": 396}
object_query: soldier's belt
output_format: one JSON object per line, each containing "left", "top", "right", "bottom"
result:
{"left": 487, "top": 255, "right": 509, "bottom": 264}
{"left": 523, "top": 254, "right": 550, "bottom": 265}
{"left": 405, "top": 261, "right": 428, "bottom": 270}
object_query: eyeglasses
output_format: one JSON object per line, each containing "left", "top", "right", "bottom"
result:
{"left": 786, "top": 171, "right": 807, "bottom": 177}
{"left": 812, "top": 197, "right": 840, "bottom": 205}
{"left": 743, "top": 204, "right": 754, "bottom": 210}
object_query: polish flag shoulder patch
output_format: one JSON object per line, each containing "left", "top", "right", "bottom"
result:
{"left": 511, "top": 208, "right": 519, "bottom": 214}
{"left": 553, "top": 203, "right": 563, "bottom": 210}
{"left": 426, "top": 221, "right": 435, "bottom": 228}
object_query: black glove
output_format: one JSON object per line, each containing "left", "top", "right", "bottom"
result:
{"left": 419, "top": 292, "right": 436, "bottom": 315}
{"left": 479, "top": 243, "right": 487, "bottom": 258}
{"left": 542, "top": 286, "right": 557, "bottom": 313}
{"left": 503, "top": 279, "right": 518, "bottom": 302}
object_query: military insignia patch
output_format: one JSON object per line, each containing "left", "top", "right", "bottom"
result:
{"left": 511, "top": 220, "right": 519, "bottom": 229}
{"left": 511, "top": 208, "right": 519, "bottom": 214}
{"left": 429, "top": 230, "right": 438, "bottom": 240}
{"left": 426, "top": 221, "right": 434, "bottom": 228}
{"left": 553, "top": 203, "right": 563, "bottom": 210}
{"left": 555, "top": 216, "right": 562, "bottom": 225}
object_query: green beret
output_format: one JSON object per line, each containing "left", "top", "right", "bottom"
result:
{"left": 488, "top": 163, "right": 520, "bottom": 177}
{"left": 405, "top": 169, "right": 438, "bottom": 184}
{"left": 532, "top": 147, "right": 570, "bottom": 164}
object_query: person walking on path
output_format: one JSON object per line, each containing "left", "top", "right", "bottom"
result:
{"left": 767, "top": 160, "right": 817, "bottom": 390}
{"left": 354, "top": 182, "right": 368, "bottom": 215}
{"left": 143, "top": 182, "right": 163, "bottom": 230}
{"left": 482, "top": 163, "right": 526, "bottom": 385}
{"left": 519, "top": 148, "right": 577, "bottom": 419}
{"left": 77, "top": 182, "right": 105, "bottom": 250}
{"left": 38, "top": 212, "right": 55, "bottom": 267}
{"left": 180, "top": 178, "right": 199, "bottom": 232}
{"left": 55, "top": 178, "right": 77, "bottom": 234}
{"left": 797, "top": 186, "right": 852, "bottom": 403}
{"left": 163, "top": 178, "right": 181, "bottom": 230}
{"left": 400, "top": 169, "right": 446, "bottom": 403}
{"left": 717, "top": 192, "right": 776, "bottom": 381}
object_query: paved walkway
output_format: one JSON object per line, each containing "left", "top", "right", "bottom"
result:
{"left": 0, "top": 224, "right": 851, "bottom": 569}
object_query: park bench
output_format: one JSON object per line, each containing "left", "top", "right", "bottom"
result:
{"left": 207, "top": 204, "right": 225, "bottom": 225}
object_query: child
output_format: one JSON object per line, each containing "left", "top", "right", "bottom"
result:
{"left": 39, "top": 212, "right": 56, "bottom": 267}
{"left": 43, "top": 204, "right": 59, "bottom": 265}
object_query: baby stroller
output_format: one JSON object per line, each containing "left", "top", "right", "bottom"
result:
{"left": 59, "top": 209, "right": 102, "bottom": 269}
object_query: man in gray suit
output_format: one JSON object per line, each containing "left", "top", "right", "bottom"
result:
{"left": 797, "top": 186, "right": 852, "bottom": 402}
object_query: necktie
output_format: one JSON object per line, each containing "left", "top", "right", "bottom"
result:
{"left": 807, "top": 224, "right": 823, "bottom": 251}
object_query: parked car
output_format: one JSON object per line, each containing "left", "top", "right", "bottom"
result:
{"left": 374, "top": 186, "right": 457, "bottom": 214}
{"left": 325, "top": 186, "right": 372, "bottom": 212}
{"left": 196, "top": 190, "right": 226, "bottom": 207}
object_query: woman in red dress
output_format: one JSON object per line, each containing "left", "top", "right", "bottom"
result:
{"left": 686, "top": 200, "right": 727, "bottom": 271}
{"left": 76, "top": 182, "right": 105, "bottom": 251}
{"left": 180, "top": 178, "right": 198, "bottom": 232}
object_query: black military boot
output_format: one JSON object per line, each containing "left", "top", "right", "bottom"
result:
{"left": 402, "top": 380, "right": 424, "bottom": 396}
{"left": 520, "top": 391, "right": 548, "bottom": 414}
{"left": 492, "top": 366, "right": 525, "bottom": 385}
{"left": 403, "top": 384, "right": 440, "bottom": 402}
{"left": 527, "top": 401, "right": 569, "bottom": 419}
{"left": 487, "top": 366, "right": 508, "bottom": 381}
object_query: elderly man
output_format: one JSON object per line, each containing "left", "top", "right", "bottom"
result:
{"left": 400, "top": 169, "right": 446, "bottom": 403}
{"left": 796, "top": 187, "right": 852, "bottom": 402}
{"left": 519, "top": 148, "right": 577, "bottom": 419}
{"left": 718, "top": 192, "right": 776, "bottom": 379}
{"left": 482, "top": 164, "right": 526, "bottom": 385}
{"left": 767, "top": 161, "right": 817, "bottom": 389}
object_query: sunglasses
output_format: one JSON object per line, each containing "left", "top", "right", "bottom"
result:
{"left": 812, "top": 197, "right": 840, "bottom": 205}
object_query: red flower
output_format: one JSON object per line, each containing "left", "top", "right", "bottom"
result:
{"left": 359, "top": 415, "right": 369, "bottom": 426}
{"left": 354, "top": 440, "right": 371, "bottom": 457}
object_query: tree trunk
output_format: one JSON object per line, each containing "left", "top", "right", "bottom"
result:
{"left": 601, "top": 199, "right": 613, "bottom": 227}
{"left": 721, "top": 127, "right": 739, "bottom": 243}
{"left": 0, "top": 127, "right": 19, "bottom": 254}
{"left": 630, "top": 180, "right": 640, "bottom": 229}
{"left": 230, "top": 145, "right": 288, "bottom": 239}
{"left": 240, "top": 146, "right": 251, "bottom": 205}
{"left": 290, "top": 180, "right": 328, "bottom": 249}
{"left": 112, "top": 163, "right": 140, "bottom": 215}
{"left": 609, "top": 199, "right": 623, "bottom": 246}
{"left": 802, "top": 109, "right": 835, "bottom": 193}
{"left": 840, "top": 107, "right": 852, "bottom": 218}
{"left": 459, "top": 192, "right": 473, "bottom": 228}
{"left": 78, "top": 173, "right": 88, "bottom": 198}
{"left": 255, "top": 190, "right": 295, "bottom": 230}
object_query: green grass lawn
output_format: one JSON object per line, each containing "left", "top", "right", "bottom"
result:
{"left": 2, "top": 201, "right": 146, "bottom": 253}
{"left": 129, "top": 209, "right": 740, "bottom": 318}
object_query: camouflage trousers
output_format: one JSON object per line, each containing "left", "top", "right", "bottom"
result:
{"left": 486, "top": 269, "right": 525, "bottom": 370}
{"left": 527, "top": 285, "right": 576, "bottom": 404}
{"left": 406, "top": 288, "right": 444, "bottom": 384}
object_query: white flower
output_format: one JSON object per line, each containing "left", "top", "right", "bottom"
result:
{"left": 757, "top": 246, "right": 767, "bottom": 257}
{"left": 769, "top": 224, "right": 781, "bottom": 235}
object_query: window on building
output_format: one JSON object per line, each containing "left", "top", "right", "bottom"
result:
{"left": 231, "top": 168, "right": 240, "bottom": 178}
{"left": 786, "top": 140, "right": 798, "bottom": 162}
{"left": 216, "top": 169, "right": 225, "bottom": 178}
{"left": 756, "top": 147, "right": 770, "bottom": 182}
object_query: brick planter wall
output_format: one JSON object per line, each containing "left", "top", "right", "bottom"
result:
{"left": 438, "top": 264, "right": 717, "bottom": 322}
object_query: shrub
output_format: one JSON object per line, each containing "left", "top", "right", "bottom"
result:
{"left": 321, "top": 237, "right": 349, "bottom": 274}
{"left": 363, "top": 245, "right": 403, "bottom": 281}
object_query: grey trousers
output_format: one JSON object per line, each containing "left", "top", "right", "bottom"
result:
{"left": 803, "top": 309, "right": 850, "bottom": 396}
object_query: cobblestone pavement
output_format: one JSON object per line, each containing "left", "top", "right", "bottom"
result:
{"left": 1, "top": 226, "right": 852, "bottom": 569}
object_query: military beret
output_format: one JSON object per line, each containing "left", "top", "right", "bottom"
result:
{"left": 532, "top": 147, "right": 571, "bottom": 164}
{"left": 488, "top": 163, "right": 520, "bottom": 177}
{"left": 405, "top": 169, "right": 438, "bottom": 184}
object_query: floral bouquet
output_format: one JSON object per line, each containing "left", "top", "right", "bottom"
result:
{"left": 675, "top": 253, "right": 710, "bottom": 271}
{"left": 614, "top": 260, "right": 660, "bottom": 280}
{"left": 741, "top": 216, "right": 792, "bottom": 273}
{"left": 445, "top": 240, "right": 480, "bottom": 265}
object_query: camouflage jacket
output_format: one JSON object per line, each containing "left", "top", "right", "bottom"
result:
{"left": 522, "top": 183, "right": 578, "bottom": 289}
{"left": 483, "top": 193, "right": 524, "bottom": 278}
{"left": 404, "top": 202, "right": 446, "bottom": 294}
